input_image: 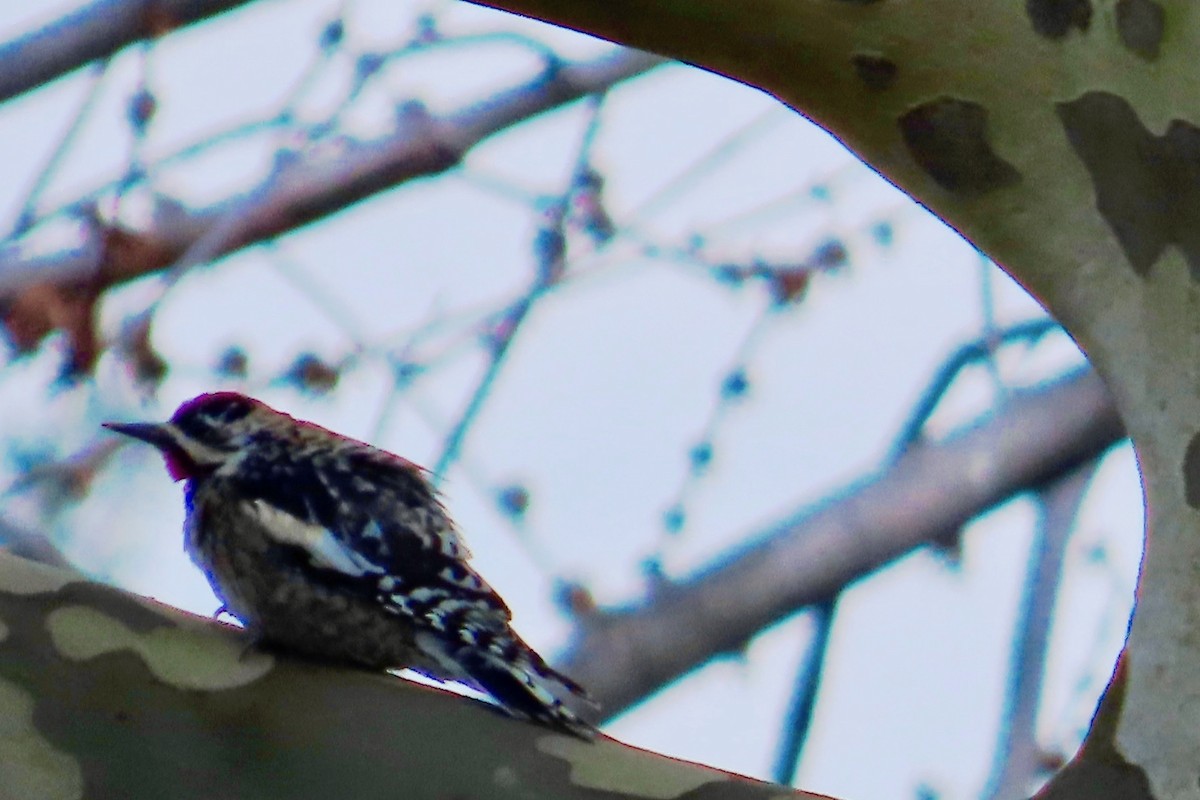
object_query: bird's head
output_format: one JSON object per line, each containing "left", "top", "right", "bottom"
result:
{"left": 104, "top": 392, "right": 271, "bottom": 481}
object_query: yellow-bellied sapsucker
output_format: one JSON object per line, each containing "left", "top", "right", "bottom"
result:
{"left": 105, "top": 392, "right": 595, "bottom": 738}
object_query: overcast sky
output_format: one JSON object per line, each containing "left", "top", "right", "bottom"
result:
{"left": 0, "top": 3, "right": 1144, "bottom": 798}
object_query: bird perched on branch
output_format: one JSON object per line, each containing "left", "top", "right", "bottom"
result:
{"left": 104, "top": 392, "right": 595, "bottom": 739}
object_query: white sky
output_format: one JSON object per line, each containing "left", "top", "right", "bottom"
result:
{"left": 0, "top": 2, "right": 1144, "bottom": 799}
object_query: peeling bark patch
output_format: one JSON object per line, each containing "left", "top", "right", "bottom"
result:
{"left": 538, "top": 736, "right": 724, "bottom": 798}
{"left": 46, "top": 605, "right": 273, "bottom": 690}
{"left": 1185, "top": 433, "right": 1200, "bottom": 509}
{"left": 0, "top": 680, "right": 83, "bottom": 800}
{"left": 1026, "top": 0, "right": 1093, "bottom": 39}
{"left": 1116, "top": 0, "right": 1165, "bottom": 60}
{"left": 852, "top": 53, "right": 897, "bottom": 91}
{"left": 899, "top": 98, "right": 1021, "bottom": 195}
{"left": 1057, "top": 92, "right": 1200, "bottom": 278}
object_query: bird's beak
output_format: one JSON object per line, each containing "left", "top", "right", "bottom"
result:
{"left": 102, "top": 421, "right": 176, "bottom": 450}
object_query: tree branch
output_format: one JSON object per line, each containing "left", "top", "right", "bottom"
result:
{"left": 0, "top": 0, "right": 262, "bottom": 103}
{"left": 0, "top": 367, "right": 1121, "bottom": 793}
{"left": 0, "top": 47, "right": 663, "bottom": 296}
{"left": 0, "top": 550, "right": 829, "bottom": 799}
{"left": 0, "top": 0, "right": 258, "bottom": 104}
{"left": 0, "top": 47, "right": 665, "bottom": 372}
{"left": 564, "top": 369, "right": 1124, "bottom": 719}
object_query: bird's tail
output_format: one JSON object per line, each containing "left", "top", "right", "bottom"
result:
{"left": 456, "top": 644, "right": 597, "bottom": 740}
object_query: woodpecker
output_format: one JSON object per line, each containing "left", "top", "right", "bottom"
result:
{"left": 104, "top": 392, "right": 595, "bottom": 739}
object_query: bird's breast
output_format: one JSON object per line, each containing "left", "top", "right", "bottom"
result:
{"left": 182, "top": 486, "right": 438, "bottom": 672}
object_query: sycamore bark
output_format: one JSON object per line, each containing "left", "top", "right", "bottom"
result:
{"left": 464, "top": 2, "right": 1200, "bottom": 798}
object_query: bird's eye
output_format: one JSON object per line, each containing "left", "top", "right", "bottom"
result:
{"left": 172, "top": 393, "right": 258, "bottom": 444}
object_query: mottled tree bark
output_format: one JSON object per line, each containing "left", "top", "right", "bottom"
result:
{"left": 0, "top": 551, "right": 826, "bottom": 799}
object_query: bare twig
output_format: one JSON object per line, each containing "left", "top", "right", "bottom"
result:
{"left": 429, "top": 93, "right": 607, "bottom": 485}
{"left": 772, "top": 597, "right": 838, "bottom": 786}
{"left": 982, "top": 463, "right": 1097, "bottom": 800}
{"left": 889, "top": 318, "right": 1062, "bottom": 461}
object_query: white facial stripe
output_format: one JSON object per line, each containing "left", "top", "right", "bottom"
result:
{"left": 166, "top": 422, "right": 234, "bottom": 467}
{"left": 247, "top": 499, "right": 385, "bottom": 577}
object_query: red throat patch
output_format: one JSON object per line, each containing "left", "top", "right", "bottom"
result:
{"left": 162, "top": 450, "right": 197, "bottom": 482}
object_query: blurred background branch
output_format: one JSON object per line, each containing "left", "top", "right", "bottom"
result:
{"left": 0, "top": 0, "right": 255, "bottom": 103}
{"left": 564, "top": 368, "right": 1123, "bottom": 718}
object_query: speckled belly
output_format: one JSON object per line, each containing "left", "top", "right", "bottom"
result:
{"left": 187, "top": 493, "right": 447, "bottom": 677}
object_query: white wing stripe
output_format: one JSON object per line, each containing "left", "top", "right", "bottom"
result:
{"left": 247, "top": 499, "right": 385, "bottom": 576}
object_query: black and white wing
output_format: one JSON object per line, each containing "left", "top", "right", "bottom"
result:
{"left": 230, "top": 438, "right": 594, "bottom": 735}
